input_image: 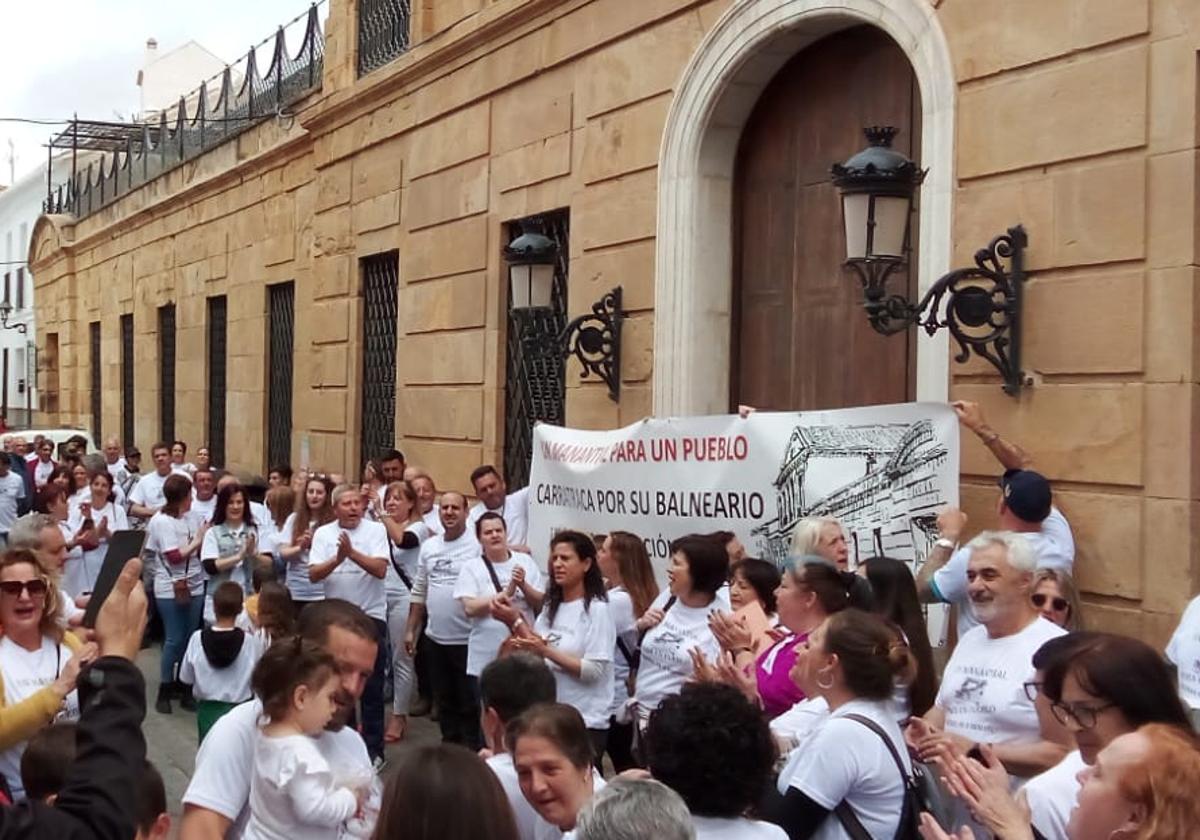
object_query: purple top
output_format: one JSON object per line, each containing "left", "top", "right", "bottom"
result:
{"left": 756, "top": 631, "right": 808, "bottom": 719}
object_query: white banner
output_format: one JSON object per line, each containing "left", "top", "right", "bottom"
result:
{"left": 528, "top": 402, "right": 959, "bottom": 578}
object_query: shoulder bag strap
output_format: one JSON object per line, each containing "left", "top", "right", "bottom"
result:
{"left": 481, "top": 554, "right": 503, "bottom": 594}
{"left": 388, "top": 542, "right": 413, "bottom": 590}
{"left": 615, "top": 636, "right": 636, "bottom": 667}
{"left": 832, "top": 799, "right": 874, "bottom": 840}
{"left": 842, "top": 714, "right": 915, "bottom": 840}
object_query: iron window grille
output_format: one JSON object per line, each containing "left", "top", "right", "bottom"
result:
{"left": 159, "top": 304, "right": 176, "bottom": 444}
{"left": 90, "top": 322, "right": 102, "bottom": 442}
{"left": 267, "top": 283, "right": 296, "bottom": 470}
{"left": 121, "top": 314, "right": 134, "bottom": 448}
{"left": 357, "top": 0, "right": 412, "bottom": 77}
{"left": 504, "top": 211, "right": 569, "bottom": 490}
{"left": 359, "top": 253, "right": 399, "bottom": 473}
{"left": 207, "top": 296, "right": 228, "bottom": 468}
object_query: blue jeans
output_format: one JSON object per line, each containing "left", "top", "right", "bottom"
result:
{"left": 157, "top": 596, "right": 204, "bottom": 684}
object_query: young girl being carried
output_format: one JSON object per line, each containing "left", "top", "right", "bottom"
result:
{"left": 243, "top": 637, "right": 368, "bottom": 840}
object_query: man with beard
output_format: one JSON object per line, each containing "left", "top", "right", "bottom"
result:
{"left": 179, "top": 600, "right": 379, "bottom": 839}
{"left": 466, "top": 465, "right": 530, "bottom": 552}
{"left": 906, "top": 531, "right": 1071, "bottom": 831}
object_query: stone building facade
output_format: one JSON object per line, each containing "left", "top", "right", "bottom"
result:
{"left": 28, "top": 0, "right": 1200, "bottom": 644}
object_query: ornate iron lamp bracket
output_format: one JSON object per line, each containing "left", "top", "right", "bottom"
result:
{"left": 0, "top": 310, "right": 27, "bottom": 335}
{"left": 559, "top": 286, "right": 623, "bottom": 402}
{"left": 847, "top": 225, "right": 1027, "bottom": 395}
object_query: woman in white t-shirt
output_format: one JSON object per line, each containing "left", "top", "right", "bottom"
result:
{"left": 504, "top": 530, "right": 614, "bottom": 755}
{"left": 147, "top": 473, "right": 209, "bottom": 715}
{"left": 378, "top": 480, "right": 433, "bottom": 743}
{"left": 199, "top": 482, "right": 259, "bottom": 625}
{"left": 454, "top": 512, "right": 543, "bottom": 692}
{"left": 257, "top": 485, "right": 296, "bottom": 579}
{"left": 632, "top": 535, "right": 728, "bottom": 728}
{"left": 596, "top": 531, "right": 659, "bottom": 772}
{"left": 771, "top": 609, "right": 916, "bottom": 840}
{"left": 65, "top": 469, "right": 129, "bottom": 598}
{"left": 279, "top": 475, "right": 335, "bottom": 613}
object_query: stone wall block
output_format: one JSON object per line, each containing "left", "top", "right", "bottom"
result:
{"left": 399, "top": 439, "right": 483, "bottom": 495}
{"left": 310, "top": 299, "right": 351, "bottom": 345}
{"left": 398, "top": 387, "right": 483, "bottom": 440}
{"left": 312, "top": 255, "right": 353, "bottom": 301}
{"left": 351, "top": 139, "right": 404, "bottom": 203}
{"left": 316, "top": 160, "right": 353, "bottom": 211}
{"left": 492, "top": 133, "right": 573, "bottom": 194}
{"left": 1146, "top": 150, "right": 1198, "bottom": 269}
{"left": 405, "top": 158, "right": 489, "bottom": 231}
{"left": 574, "top": 169, "right": 657, "bottom": 251}
{"left": 401, "top": 330, "right": 486, "bottom": 385}
{"left": 619, "top": 313, "right": 654, "bottom": 383}
{"left": 352, "top": 190, "right": 403, "bottom": 235}
{"left": 1141, "top": 497, "right": 1199, "bottom": 613}
{"left": 402, "top": 272, "right": 487, "bottom": 333}
{"left": 1024, "top": 272, "right": 1144, "bottom": 375}
{"left": 1149, "top": 36, "right": 1199, "bottom": 154}
{"left": 491, "top": 71, "right": 574, "bottom": 155}
{"left": 565, "top": 383, "right": 620, "bottom": 430}
{"left": 312, "top": 345, "right": 349, "bottom": 388}
{"left": 581, "top": 93, "right": 671, "bottom": 184}
{"left": 407, "top": 102, "right": 491, "bottom": 181}
{"left": 311, "top": 207, "right": 354, "bottom": 259}
{"left": 1052, "top": 158, "right": 1146, "bottom": 267}
{"left": 571, "top": 239, "right": 656, "bottom": 313}
{"left": 404, "top": 216, "right": 490, "bottom": 282}
{"left": 1144, "top": 267, "right": 1200, "bottom": 384}
{"left": 1142, "top": 382, "right": 1199, "bottom": 499}
{"left": 1054, "top": 489, "right": 1143, "bottom": 599}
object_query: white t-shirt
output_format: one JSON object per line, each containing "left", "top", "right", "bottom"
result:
{"left": 179, "top": 627, "right": 263, "bottom": 703}
{"left": 532, "top": 773, "right": 606, "bottom": 840}
{"left": 0, "top": 471, "right": 25, "bottom": 532}
{"left": 105, "top": 458, "right": 127, "bottom": 480}
{"left": 780, "top": 698, "right": 912, "bottom": 840}
{"left": 487, "top": 752, "right": 541, "bottom": 840}
{"left": 309, "top": 519, "right": 390, "bottom": 621}
{"left": 1166, "top": 594, "right": 1200, "bottom": 710}
{"left": 422, "top": 507, "right": 443, "bottom": 536}
{"left": 385, "top": 520, "right": 431, "bottom": 600}
{"left": 412, "top": 530, "right": 480, "bottom": 645}
{"left": 191, "top": 494, "right": 217, "bottom": 525}
{"left": 31, "top": 458, "right": 54, "bottom": 488}
{"left": 467, "top": 486, "right": 531, "bottom": 546}
{"left": 0, "top": 636, "right": 80, "bottom": 801}
{"left": 279, "top": 513, "right": 325, "bottom": 603}
{"left": 1021, "top": 749, "right": 1085, "bottom": 840}
{"left": 933, "top": 509, "right": 1075, "bottom": 636}
{"left": 937, "top": 617, "right": 1066, "bottom": 758}
{"left": 183, "top": 699, "right": 376, "bottom": 838}
{"left": 534, "top": 598, "right": 616, "bottom": 729}
{"left": 607, "top": 587, "right": 638, "bottom": 717}
{"left": 634, "top": 598, "right": 722, "bottom": 715}
{"left": 243, "top": 732, "right": 361, "bottom": 840}
{"left": 692, "top": 816, "right": 788, "bottom": 840}
{"left": 128, "top": 470, "right": 172, "bottom": 512}
{"left": 146, "top": 511, "right": 205, "bottom": 599}
{"left": 56, "top": 521, "right": 86, "bottom": 599}
{"left": 256, "top": 516, "right": 287, "bottom": 562}
{"left": 771, "top": 697, "right": 832, "bottom": 762}
{"left": 201, "top": 523, "right": 256, "bottom": 624}
{"left": 453, "top": 552, "right": 543, "bottom": 676}
{"left": 64, "top": 499, "right": 128, "bottom": 596}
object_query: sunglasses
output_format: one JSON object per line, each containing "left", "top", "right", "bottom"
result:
{"left": 0, "top": 579, "right": 48, "bottom": 598}
{"left": 1032, "top": 593, "right": 1069, "bottom": 612}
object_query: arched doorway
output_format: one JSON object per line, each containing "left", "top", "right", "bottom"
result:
{"left": 732, "top": 26, "right": 920, "bottom": 411}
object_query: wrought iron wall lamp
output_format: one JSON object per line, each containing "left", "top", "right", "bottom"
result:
{"left": 832, "top": 126, "right": 1026, "bottom": 395}
{"left": 504, "top": 229, "right": 624, "bottom": 402}
{"left": 0, "top": 301, "right": 27, "bottom": 334}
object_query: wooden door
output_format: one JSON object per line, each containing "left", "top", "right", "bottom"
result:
{"left": 732, "top": 26, "right": 921, "bottom": 411}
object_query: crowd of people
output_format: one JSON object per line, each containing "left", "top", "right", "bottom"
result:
{"left": 0, "top": 400, "right": 1198, "bottom": 840}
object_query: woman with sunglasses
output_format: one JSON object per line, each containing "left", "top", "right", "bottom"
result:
{"left": 1031, "top": 570, "right": 1083, "bottom": 632}
{"left": 933, "top": 633, "right": 1191, "bottom": 840}
{"left": 0, "top": 548, "right": 95, "bottom": 801}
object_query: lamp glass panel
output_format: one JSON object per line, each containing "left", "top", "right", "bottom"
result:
{"left": 870, "top": 195, "right": 911, "bottom": 258}
{"left": 509, "top": 265, "right": 532, "bottom": 310}
{"left": 842, "top": 193, "right": 869, "bottom": 260}
{"left": 529, "top": 263, "right": 555, "bottom": 309}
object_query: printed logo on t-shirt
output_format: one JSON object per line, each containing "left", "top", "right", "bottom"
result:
{"left": 954, "top": 677, "right": 987, "bottom": 701}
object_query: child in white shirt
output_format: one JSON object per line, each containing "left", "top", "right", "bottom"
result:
{"left": 179, "top": 581, "right": 262, "bottom": 743}
{"left": 243, "top": 636, "right": 366, "bottom": 840}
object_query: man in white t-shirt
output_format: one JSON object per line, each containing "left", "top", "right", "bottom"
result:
{"left": 406, "top": 491, "right": 481, "bottom": 747}
{"left": 480, "top": 654, "right": 558, "bottom": 840}
{"left": 26, "top": 439, "right": 55, "bottom": 488}
{"left": 190, "top": 468, "right": 218, "bottom": 524}
{"left": 466, "top": 465, "right": 530, "bottom": 552}
{"left": 917, "top": 401, "right": 1075, "bottom": 637}
{"left": 308, "top": 484, "right": 390, "bottom": 765}
{"left": 102, "top": 436, "right": 128, "bottom": 481}
{"left": 0, "top": 455, "right": 27, "bottom": 546}
{"left": 128, "top": 442, "right": 176, "bottom": 520}
{"left": 180, "top": 599, "right": 380, "bottom": 839}
{"left": 907, "top": 531, "right": 1071, "bottom": 830}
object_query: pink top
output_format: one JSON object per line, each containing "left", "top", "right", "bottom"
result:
{"left": 756, "top": 631, "right": 808, "bottom": 718}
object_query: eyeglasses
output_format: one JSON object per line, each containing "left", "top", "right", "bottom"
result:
{"left": 0, "top": 579, "right": 48, "bottom": 598}
{"left": 1051, "top": 700, "right": 1115, "bottom": 730}
{"left": 1023, "top": 680, "right": 1044, "bottom": 702}
{"left": 1032, "top": 593, "right": 1069, "bottom": 612}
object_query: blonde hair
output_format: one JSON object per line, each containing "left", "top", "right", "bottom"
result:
{"left": 1033, "top": 568, "right": 1085, "bottom": 631}
{"left": 1122, "top": 724, "right": 1200, "bottom": 839}
{"left": 0, "top": 549, "right": 64, "bottom": 644}
{"left": 790, "top": 517, "right": 841, "bottom": 556}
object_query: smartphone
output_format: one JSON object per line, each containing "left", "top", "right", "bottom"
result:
{"left": 82, "top": 530, "right": 147, "bottom": 628}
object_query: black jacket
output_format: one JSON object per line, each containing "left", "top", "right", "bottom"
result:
{"left": 0, "top": 657, "right": 147, "bottom": 840}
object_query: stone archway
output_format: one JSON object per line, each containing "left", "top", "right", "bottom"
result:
{"left": 653, "top": 0, "right": 957, "bottom": 416}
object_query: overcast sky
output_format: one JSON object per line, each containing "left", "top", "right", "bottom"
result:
{"left": 0, "top": 0, "right": 320, "bottom": 184}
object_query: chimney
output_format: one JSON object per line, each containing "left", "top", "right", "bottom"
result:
{"left": 144, "top": 38, "right": 158, "bottom": 70}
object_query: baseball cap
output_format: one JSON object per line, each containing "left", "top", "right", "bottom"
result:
{"left": 125, "top": 447, "right": 141, "bottom": 458}
{"left": 998, "top": 469, "right": 1052, "bottom": 523}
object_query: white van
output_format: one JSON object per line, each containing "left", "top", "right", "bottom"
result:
{"left": 1, "top": 428, "right": 99, "bottom": 458}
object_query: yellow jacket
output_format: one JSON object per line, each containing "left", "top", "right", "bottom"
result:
{"left": 0, "top": 631, "right": 84, "bottom": 752}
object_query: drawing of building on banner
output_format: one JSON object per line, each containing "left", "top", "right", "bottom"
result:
{"left": 752, "top": 419, "right": 949, "bottom": 568}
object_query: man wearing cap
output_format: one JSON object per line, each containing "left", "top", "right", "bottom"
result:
{"left": 917, "top": 400, "right": 1075, "bottom": 637}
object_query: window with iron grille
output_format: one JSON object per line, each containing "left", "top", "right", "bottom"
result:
{"left": 267, "top": 283, "right": 295, "bottom": 470}
{"left": 121, "top": 314, "right": 134, "bottom": 447}
{"left": 90, "top": 322, "right": 101, "bottom": 442}
{"left": 359, "top": 253, "right": 398, "bottom": 472}
{"left": 158, "top": 304, "right": 176, "bottom": 444}
{"left": 357, "top": 0, "right": 411, "bottom": 77}
{"left": 207, "top": 296, "right": 228, "bottom": 468}
{"left": 504, "top": 212, "right": 569, "bottom": 490}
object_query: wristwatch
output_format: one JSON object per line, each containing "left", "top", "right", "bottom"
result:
{"left": 934, "top": 537, "right": 956, "bottom": 550}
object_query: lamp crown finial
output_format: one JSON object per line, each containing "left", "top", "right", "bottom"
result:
{"left": 864, "top": 126, "right": 898, "bottom": 147}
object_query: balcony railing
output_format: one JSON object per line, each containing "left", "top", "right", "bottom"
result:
{"left": 357, "top": 0, "right": 411, "bottom": 77}
{"left": 44, "top": 2, "right": 326, "bottom": 220}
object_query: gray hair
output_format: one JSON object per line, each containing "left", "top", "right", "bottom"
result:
{"left": 790, "top": 516, "right": 841, "bottom": 555}
{"left": 966, "top": 530, "right": 1036, "bottom": 573}
{"left": 330, "top": 483, "right": 362, "bottom": 507}
{"left": 9, "top": 513, "right": 58, "bottom": 552}
{"left": 576, "top": 778, "right": 695, "bottom": 840}
{"left": 81, "top": 454, "right": 107, "bottom": 474}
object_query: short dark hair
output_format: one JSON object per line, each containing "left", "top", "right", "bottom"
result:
{"left": 507, "top": 703, "right": 594, "bottom": 770}
{"left": 645, "top": 683, "right": 776, "bottom": 817}
{"left": 668, "top": 535, "right": 728, "bottom": 595}
{"left": 161, "top": 474, "right": 193, "bottom": 516}
{"left": 298, "top": 598, "right": 379, "bottom": 648}
{"left": 380, "top": 449, "right": 405, "bottom": 465}
{"left": 172, "top": 440, "right": 187, "bottom": 454}
{"left": 730, "top": 558, "right": 781, "bottom": 614}
{"left": 20, "top": 722, "right": 77, "bottom": 801}
{"left": 822, "top": 609, "right": 916, "bottom": 701}
{"left": 474, "top": 510, "right": 506, "bottom": 539}
{"left": 212, "top": 481, "right": 253, "bottom": 527}
{"left": 269, "top": 464, "right": 293, "bottom": 481}
{"left": 150, "top": 441, "right": 171, "bottom": 455}
{"left": 479, "top": 653, "right": 557, "bottom": 724}
{"left": 135, "top": 760, "right": 166, "bottom": 834}
{"left": 252, "top": 636, "right": 337, "bottom": 722}
{"left": 212, "top": 581, "right": 244, "bottom": 620}
{"left": 470, "top": 465, "right": 501, "bottom": 487}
